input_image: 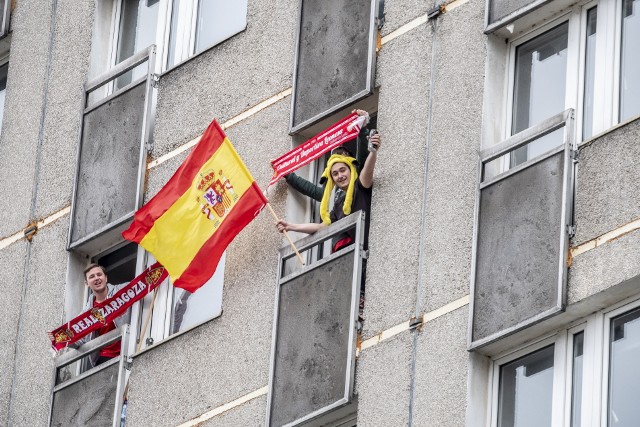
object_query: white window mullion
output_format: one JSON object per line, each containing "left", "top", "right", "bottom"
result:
{"left": 564, "top": 9, "right": 582, "bottom": 128}
{"left": 611, "top": 0, "right": 624, "bottom": 124}
{"left": 591, "top": 0, "right": 618, "bottom": 134}
{"left": 551, "top": 333, "right": 568, "bottom": 427}
{"left": 189, "top": 0, "right": 199, "bottom": 57}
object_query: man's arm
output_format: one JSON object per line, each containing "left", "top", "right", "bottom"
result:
{"left": 284, "top": 173, "right": 323, "bottom": 201}
{"left": 276, "top": 219, "right": 327, "bottom": 234}
{"left": 359, "top": 133, "right": 381, "bottom": 189}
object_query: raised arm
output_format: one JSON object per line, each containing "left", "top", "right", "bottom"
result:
{"left": 358, "top": 132, "right": 380, "bottom": 189}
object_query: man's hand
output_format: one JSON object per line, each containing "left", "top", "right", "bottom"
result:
{"left": 276, "top": 220, "right": 290, "bottom": 233}
{"left": 367, "top": 132, "right": 381, "bottom": 151}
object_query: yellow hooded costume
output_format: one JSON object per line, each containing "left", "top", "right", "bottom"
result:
{"left": 319, "top": 154, "right": 359, "bottom": 225}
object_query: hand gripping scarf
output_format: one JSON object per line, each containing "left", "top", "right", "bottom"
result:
{"left": 319, "top": 154, "right": 358, "bottom": 225}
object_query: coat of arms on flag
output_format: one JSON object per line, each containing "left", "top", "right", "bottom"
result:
{"left": 123, "top": 120, "right": 267, "bottom": 293}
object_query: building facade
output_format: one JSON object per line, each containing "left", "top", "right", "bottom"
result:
{"left": 0, "top": 0, "right": 639, "bottom": 425}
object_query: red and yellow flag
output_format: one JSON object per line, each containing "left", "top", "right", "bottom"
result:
{"left": 123, "top": 120, "right": 267, "bottom": 292}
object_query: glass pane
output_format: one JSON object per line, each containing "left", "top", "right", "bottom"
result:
{"left": 620, "top": 0, "right": 640, "bottom": 122}
{"left": 608, "top": 306, "right": 640, "bottom": 426}
{"left": 498, "top": 345, "right": 554, "bottom": 427}
{"left": 571, "top": 331, "right": 584, "bottom": 427}
{"left": 115, "top": 0, "right": 159, "bottom": 88}
{"left": 583, "top": 7, "right": 597, "bottom": 140}
{"left": 169, "top": 253, "right": 225, "bottom": 334}
{"left": 194, "top": 0, "right": 248, "bottom": 54}
{"left": 511, "top": 23, "right": 568, "bottom": 166}
{"left": 0, "top": 62, "right": 8, "bottom": 130}
{"left": 166, "top": 0, "right": 184, "bottom": 68}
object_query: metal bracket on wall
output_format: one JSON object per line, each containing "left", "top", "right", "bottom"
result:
{"left": 150, "top": 73, "right": 160, "bottom": 89}
{"left": 376, "top": 0, "right": 386, "bottom": 29}
{"left": 567, "top": 225, "right": 577, "bottom": 237}
{"left": 409, "top": 316, "right": 424, "bottom": 331}
{"left": 24, "top": 223, "right": 38, "bottom": 242}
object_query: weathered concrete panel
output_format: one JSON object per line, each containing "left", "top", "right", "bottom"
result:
{"left": 569, "top": 229, "right": 640, "bottom": 305}
{"left": 8, "top": 219, "right": 68, "bottom": 427}
{"left": 356, "top": 332, "right": 412, "bottom": 426}
{"left": 412, "top": 307, "right": 469, "bottom": 426}
{"left": 201, "top": 395, "right": 267, "bottom": 427}
{"left": 34, "top": 0, "right": 93, "bottom": 220}
{"left": 421, "top": 0, "right": 485, "bottom": 313}
{"left": 574, "top": 118, "right": 640, "bottom": 245}
{"left": 270, "top": 253, "right": 356, "bottom": 426}
{"left": 0, "top": 240, "right": 27, "bottom": 425}
{"left": 0, "top": 0, "right": 52, "bottom": 237}
{"left": 50, "top": 363, "right": 119, "bottom": 427}
{"left": 126, "top": 103, "right": 290, "bottom": 426}
{"left": 364, "top": 21, "right": 431, "bottom": 336}
{"left": 380, "top": 0, "right": 430, "bottom": 37}
{"left": 151, "top": 0, "right": 298, "bottom": 159}
{"left": 291, "top": 0, "right": 374, "bottom": 130}
{"left": 71, "top": 82, "right": 146, "bottom": 245}
{"left": 473, "top": 153, "right": 565, "bottom": 342}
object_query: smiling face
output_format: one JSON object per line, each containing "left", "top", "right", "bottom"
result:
{"left": 85, "top": 266, "right": 108, "bottom": 299}
{"left": 330, "top": 162, "right": 351, "bottom": 191}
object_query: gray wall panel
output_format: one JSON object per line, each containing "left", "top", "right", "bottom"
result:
{"left": 51, "top": 363, "right": 119, "bottom": 427}
{"left": 71, "top": 83, "right": 146, "bottom": 244}
{"left": 412, "top": 308, "right": 469, "bottom": 426}
{"left": 0, "top": 0, "right": 53, "bottom": 237}
{"left": 473, "top": 153, "right": 564, "bottom": 342}
{"left": 574, "top": 119, "right": 640, "bottom": 245}
{"left": 420, "top": 0, "right": 485, "bottom": 313}
{"left": 0, "top": 241, "right": 28, "bottom": 425}
{"left": 34, "top": 0, "right": 93, "bottom": 220}
{"left": 569, "top": 230, "right": 640, "bottom": 305}
{"left": 270, "top": 254, "right": 355, "bottom": 426}
{"left": 200, "top": 395, "right": 267, "bottom": 427}
{"left": 364, "top": 22, "right": 431, "bottom": 336}
{"left": 291, "top": 0, "right": 373, "bottom": 130}
{"left": 8, "top": 220, "right": 68, "bottom": 427}
{"left": 356, "top": 333, "right": 412, "bottom": 426}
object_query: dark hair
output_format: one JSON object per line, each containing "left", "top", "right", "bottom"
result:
{"left": 331, "top": 146, "right": 353, "bottom": 157}
{"left": 84, "top": 263, "right": 106, "bottom": 279}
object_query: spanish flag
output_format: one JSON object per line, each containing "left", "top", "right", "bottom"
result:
{"left": 123, "top": 120, "right": 267, "bottom": 292}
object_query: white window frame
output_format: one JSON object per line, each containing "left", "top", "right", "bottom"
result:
{"left": 101, "top": 0, "right": 248, "bottom": 77}
{"left": 488, "top": 296, "right": 640, "bottom": 427}
{"left": 500, "top": 0, "right": 639, "bottom": 151}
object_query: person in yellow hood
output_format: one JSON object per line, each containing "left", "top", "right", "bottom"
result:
{"left": 276, "top": 130, "right": 381, "bottom": 252}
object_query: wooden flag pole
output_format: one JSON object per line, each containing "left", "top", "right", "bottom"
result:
{"left": 265, "top": 202, "right": 305, "bottom": 266}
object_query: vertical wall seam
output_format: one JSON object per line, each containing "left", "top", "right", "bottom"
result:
{"left": 7, "top": 0, "right": 58, "bottom": 423}
{"left": 408, "top": 16, "right": 439, "bottom": 427}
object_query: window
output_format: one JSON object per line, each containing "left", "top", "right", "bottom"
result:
{"left": 138, "top": 253, "right": 224, "bottom": 348}
{"left": 93, "top": 0, "right": 248, "bottom": 78}
{"left": 165, "top": 0, "right": 248, "bottom": 68}
{"left": 0, "top": 61, "right": 8, "bottom": 130}
{"left": 501, "top": 0, "right": 640, "bottom": 164}
{"left": 489, "top": 298, "right": 640, "bottom": 427}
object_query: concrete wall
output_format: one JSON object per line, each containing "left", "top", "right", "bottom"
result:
{"left": 2, "top": 0, "right": 639, "bottom": 425}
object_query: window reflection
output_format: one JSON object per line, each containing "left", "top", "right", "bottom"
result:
{"left": 169, "top": 253, "right": 225, "bottom": 334}
{"left": 583, "top": 7, "right": 597, "bottom": 140}
{"left": 620, "top": 0, "right": 640, "bottom": 122}
{"left": 571, "top": 332, "right": 584, "bottom": 427}
{"left": 498, "top": 345, "right": 554, "bottom": 427}
{"left": 195, "top": 0, "right": 248, "bottom": 55}
{"left": 116, "top": 0, "right": 159, "bottom": 88}
{"left": 608, "top": 307, "right": 640, "bottom": 426}
{"left": 511, "top": 23, "right": 568, "bottom": 166}
{"left": 0, "top": 62, "right": 8, "bottom": 130}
